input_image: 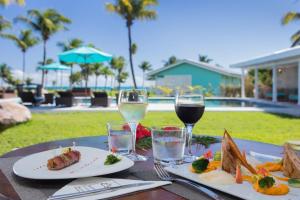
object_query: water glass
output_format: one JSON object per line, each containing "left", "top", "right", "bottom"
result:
{"left": 151, "top": 126, "right": 186, "bottom": 165}
{"left": 107, "top": 122, "right": 133, "bottom": 155}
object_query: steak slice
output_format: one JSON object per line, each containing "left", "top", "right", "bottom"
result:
{"left": 221, "top": 130, "right": 257, "bottom": 175}
{"left": 283, "top": 143, "right": 300, "bottom": 178}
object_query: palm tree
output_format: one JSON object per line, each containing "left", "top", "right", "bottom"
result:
{"left": 57, "top": 38, "right": 83, "bottom": 77}
{"left": 110, "top": 56, "right": 126, "bottom": 90}
{"left": 0, "top": 16, "right": 11, "bottom": 37}
{"left": 101, "top": 66, "right": 114, "bottom": 90}
{"left": 92, "top": 63, "right": 104, "bottom": 90}
{"left": 117, "top": 71, "right": 129, "bottom": 89}
{"left": 138, "top": 61, "right": 152, "bottom": 87}
{"left": 282, "top": 12, "right": 300, "bottom": 46}
{"left": 15, "top": 9, "right": 71, "bottom": 86}
{"left": 0, "top": 63, "right": 12, "bottom": 86}
{"left": 199, "top": 54, "right": 213, "bottom": 63}
{"left": 164, "top": 56, "right": 177, "bottom": 66}
{"left": 106, "top": 0, "right": 158, "bottom": 88}
{"left": 80, "top": 64, "right": 93, "bottom": 91}
{"left": 69, "top": 72, "right": 82, "bottom": 86}
{"left": 5, "top": 30, "right": 39, "bottom": 82}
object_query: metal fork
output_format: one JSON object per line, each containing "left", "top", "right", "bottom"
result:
{"left": 154, "top": 163, "right": 225, "bottom": 200}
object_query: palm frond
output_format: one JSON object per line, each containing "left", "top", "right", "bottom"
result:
{"left": 137, "top": 10, "right": 157, "bottom": 20}
{"left": 142, "top": 0, "right": 158, "bottom": 6}
{"left": 14, "top": 16, "right": 41, "bottom": 31}
{"left": 282, "top": 12, "right": 300, "bottom": 25}
{"left": 291, "top": 30, "right": 300, "bottom": 46}
{"left": 106, "top": 3, "right": 117, "bottom": 12}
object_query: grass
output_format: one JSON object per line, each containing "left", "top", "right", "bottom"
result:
{"left": 1, "top": 111, "right": 300, "bottom": 156}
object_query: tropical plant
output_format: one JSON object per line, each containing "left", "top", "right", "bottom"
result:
{"left": 164, "top": 56, "right": 177, "bottom": 66}
{"left": 199, "top": 54, "right": 213, "bottom": 63}
{"left": 0, "top": 63, "right": 12, "bottom": 86}
{"left": 25, "top": 77, "right": 33, "bottom": 85}
{"left": 69, "top": 72, "right": 82, "bottom": 86}
{"left": 92, "top": 63, "right": 104, "bottom": 90}
{"left": 101, "top": 66, "right": 114, "bottom": 90}
{"left": 282, "top": 12, "right": 300, "bottom": 46}
{"left": 15, "top": 9, "right": 71, "bottom": 86}
{"left": 80, "top": 64, "right": 93, "bottom": 91}
{"left": 157, "top": 86, "right": 173, "bottom": 96}
{"left": 117, "top": 71, "right": 129, "bottom": 89}
{"left": 138, "top": 61, "right": 152, "bottom": 87}
{"left": 57, "top": 38, "right": 83, "bottom": 80}
{"left": 5, "top": 30, "right": 39, "bottom": 82}
{"left": 0, "top": 16, "right": 11, "bottom": 37}
{"left": 110, "top": 56, "right": 126, "bottom": 90}
{"left": 106, "top": 0, "right": 158, "bottom": 88}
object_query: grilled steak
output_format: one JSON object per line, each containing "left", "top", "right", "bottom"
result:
{"left": 283, "top": 143, "right": 300, "bottom": 178}
{"left": 47, "top": 150, "right": 81, "bottom": 170}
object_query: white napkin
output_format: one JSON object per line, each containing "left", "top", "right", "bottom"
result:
{"left": 49, "top": 177, "right": 171, "bottom": 200}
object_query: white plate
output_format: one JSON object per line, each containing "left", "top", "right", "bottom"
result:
{"left": 165, "top": 163, "right": 300, "bottom": 200}
{"left": 13, "top": 146, "right": 134, "bottom": 180}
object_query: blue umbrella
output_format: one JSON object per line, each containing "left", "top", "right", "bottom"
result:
{"left": 37, "top": 62, "right": 71, "bottom": 71}
{"left": 37, "top": 63, "right": 71, "bottom": 88}
{"left": 58, "top": 46, "right": 112, "bottom": 64}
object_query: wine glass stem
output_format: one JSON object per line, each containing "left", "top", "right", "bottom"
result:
{"left": 128, "top": 122, "right": 137, "bottom": 154}
{"left": 185, "top": 124, "right": 194, "bottom": 156}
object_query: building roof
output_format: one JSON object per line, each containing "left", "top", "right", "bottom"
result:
{"left": 230, "top": 46, "right": 300, "bottom": 69}
{"left": 147, "top": 59, "right": 241, "bottom": 78}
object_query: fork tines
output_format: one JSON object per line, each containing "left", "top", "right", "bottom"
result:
{"left": 154, "top": 163, "right": 172, "bottom": 180}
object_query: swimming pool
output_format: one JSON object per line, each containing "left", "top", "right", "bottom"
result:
{"left": 77, "top": 97, "right": 287, "bottom": 108}
{"left": 146, "top": 98, "right": 287, "bottom": 108}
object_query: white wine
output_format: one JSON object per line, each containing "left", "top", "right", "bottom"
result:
{"left": 118, "top": 102, "right": 148, "bottom": 123}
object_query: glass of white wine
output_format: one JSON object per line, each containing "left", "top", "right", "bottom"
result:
{"left": 118, "top": 89, "right": 148, "bottom": 161}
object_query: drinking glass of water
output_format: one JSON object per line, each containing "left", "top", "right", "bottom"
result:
{"left": 151, "top": 126, "right": 186, "bottom": 165}
{"left": 175, "top": 90, "right": 205, "bottom": 162}
{"left": 118, "top": 89, "right": 148, "bottom": 161}
{"left": 107, "top": 122, "right": 132, "bottom": 155}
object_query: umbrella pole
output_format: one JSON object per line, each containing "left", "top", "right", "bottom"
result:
{"left": 56, "top": 71, "right": 58, "bottom": 90}
{"left": 61, "top": 71, "right": 63, "bottom": 89}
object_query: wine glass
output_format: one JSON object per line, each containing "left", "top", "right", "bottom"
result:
{"left": 118, "top": 89, "right": 148, "bottom": 161}
{"left": 175, "top": 90, "right": 205, "bottom": 162}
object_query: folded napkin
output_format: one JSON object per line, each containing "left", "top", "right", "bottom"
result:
{"left": 48, "top": 177, "right": 171, "bottom": 200}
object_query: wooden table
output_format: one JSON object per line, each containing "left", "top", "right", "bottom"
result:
{"left": 0, "top": 136, "right": 283, "bottom": 200}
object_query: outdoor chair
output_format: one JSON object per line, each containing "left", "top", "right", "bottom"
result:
{"left": 56, "top": 91, "right": 74, "bottom": 107}
{"left": 91, "top": 92, "right": 111, "bottom": 107}
{"left": 43, "top": 93, "right": 55, "bottom": 105}
{"left": 18, "top": 91, "right": 43, "bottom": 106}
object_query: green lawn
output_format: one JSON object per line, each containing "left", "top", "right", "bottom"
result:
{"left": 1, "top": 111, "right": 300, "bottom": 156}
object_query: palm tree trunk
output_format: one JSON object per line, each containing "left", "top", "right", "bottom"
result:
{"left": 142, "top": 71, "right": 145, "bottom": 88}
{"left": 69, "top": 64, "right": 73, "bottom": 88}
{"left": 105, "top": 76, "right": 107, "bottom": 90}
{"left": 41, "top": 40, "right": 47, "bottom": 87}
{"left": 22, "top": 51, "right": 26, "bottom": 83}
{"left": 95, "top": 76, "right": 98, "bottom": 90}
{"left": 127, "top": 25, "right": 137, "bottom": 88}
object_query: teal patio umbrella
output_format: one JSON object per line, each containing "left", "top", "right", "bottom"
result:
{"left": 37, "top": 62, "right": 71, "bottom": 88}
{"left": 58, "top": 46, "right": 112, "bottom": 64}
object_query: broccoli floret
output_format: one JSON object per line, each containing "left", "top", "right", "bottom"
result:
{"left": 192, "top": 158, "right": 209, "bottom": 173}
{"left": 104, "top": 154, "right": 121, "bottom": 165}
{"left": 258, "top": 176, "right": 275, "bottom": 189}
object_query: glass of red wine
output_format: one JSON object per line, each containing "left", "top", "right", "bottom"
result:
{"left": 175, "top": 90, "right": 205, "bottom": 162}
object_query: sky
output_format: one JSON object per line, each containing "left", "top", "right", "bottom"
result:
{"left": 1, "top": 0, "right": 300, "bottom": 87}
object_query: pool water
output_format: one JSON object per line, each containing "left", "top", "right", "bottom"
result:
{"left": 80, "top": 97, "right": 287, "bottom": 108}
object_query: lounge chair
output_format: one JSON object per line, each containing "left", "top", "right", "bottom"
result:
{"left": 18, "top": 91, "right": 43, "bottom": 106}
{"left": 56, "top": 91, "right": 74, "bottom": 107}
{"left": 43, "top": 93, "right": 54, "bottom": 105}
{"left": 91, "top": 92, "right": 111, "bottom": 107}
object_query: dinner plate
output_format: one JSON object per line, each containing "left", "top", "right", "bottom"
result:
{"left": 13, "top": 146, "right": 134, "bottom": 180}
{"left": 165, "top": 161, "right": 300, "bottom": 200}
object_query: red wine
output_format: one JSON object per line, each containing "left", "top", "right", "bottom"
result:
{"left": 175, "top": 104, "right": 205, "bottom": 125}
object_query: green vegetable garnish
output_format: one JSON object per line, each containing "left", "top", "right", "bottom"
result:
{"left": 288, "top": 178, "right": 300, "bottom": 188}
{"left": 192, "top": 158, "right": 209, "bottom": 173}
{"left": 104, "top": 154, "right": 121, "bottom": 165}
{"left": 213, "top": 151, "right": 221, "bottom": 161}
{"left": 192, "top": 136, "right": 220, "bottom": 148}
{"left": 258, "top": 176, "right": 275, "bottom": 189}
